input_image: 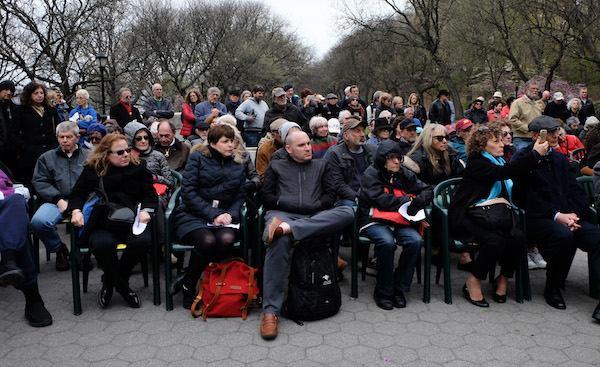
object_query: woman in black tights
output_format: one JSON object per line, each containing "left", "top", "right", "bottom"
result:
{"left": 169, "top": 123, "right": 246, "bottom": 309}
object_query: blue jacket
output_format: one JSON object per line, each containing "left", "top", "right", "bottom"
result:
{"left": 511, "top": 145, "right": 589, "bottom": 219}
{"left": 449, "top": 136, "right": 467, "bottom": 162}
{"left": 173, "top": 144, "right": 245, "bottom": 240}
{"left": 194, "top": 101, "right": 227, "bottom": 124}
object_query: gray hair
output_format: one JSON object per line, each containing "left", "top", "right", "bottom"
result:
{"left": 379, "top": 110, "right": 392, "bottom": 118}
{"left": 525, "top": 80, "right": 540, "bottom": 88}
{"left": 372, "top": 91, "right": 382, "bottom": 102}
{"left": 56, "top": 120, "right": 79, "bottom": 136}
{"left": 75, "top": 89, "right": 89, "bottom": 100}
{"left": 207, "top": 87, "right": 220, "bottom": 96}
{"left": 404, "top": 107, "right": 414, "bottom": 114}
{"left": 567, "top": 98, "right": 581, "bottom": 110}
{"left": 216, "top": 114, "right": 236, "bottom": 126}
{"left": 565, "top": 116, "right": 580, "bottom": 127}
{"left": 338, "top": 110, "right": 351, "bottom": 121}
{"left": 309, "top": 116, "right": 328, "bottom": 134}
{"left": 344, "top": 86, "right": 351, "bottom": 95}
{"left": 118, "top": 87, "right": 131, "bottom": 98}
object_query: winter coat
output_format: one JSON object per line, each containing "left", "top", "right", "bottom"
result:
{"left": 325, "top": 141, "right": 376, "bottom": 202}
{"left": 32, "top": 146, "right": 87, "bottom": 204}
{"left": 143, "top": 98, "right": 174, "bottom": 120}
{"left": 464, "top": 107, "right": 488, "bottom": 124}
{"left": 511, "top": 144, "right": 589, "bottom": 220}
{"left": 448, "top": 151, "right": 539, "bottom": 242}
{"left": 262, "top": 103, "right": 308, "bottom": 135}
{"left": 180, "top": 103, "right": 197, "bottom": 137}
{"left": 110, "top": 102, "right": 143, "bottom": 129}
{"left": 260, "top": 151, "right": 335, "bottom": 215}
{"left": 357, "top": 140, "right": 433, "bottom": 229}
{"left": 8, "top": 104, "right": 60, "bottom": 185}
{"left": 124, "top": 121, "right": 172, "bottom": 188}
{"left": 194, "top": 101, "right": 227, "bottom": 124}
{"left": 428, "top": 99, "right": 451, "bottom": 125}
{"left": 405, "top": 145, "right": 464, "bottom": 186}
{"left": 173, "top": 145, "right": 245, "bottom": 240}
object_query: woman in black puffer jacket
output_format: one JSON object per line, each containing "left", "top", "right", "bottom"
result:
{"left": 169, "top": 123, "right": 246, "bottom": 309}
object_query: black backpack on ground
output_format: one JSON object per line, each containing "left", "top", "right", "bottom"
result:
{"left": 283, "top": 238, "right": 341, "bottom": 322}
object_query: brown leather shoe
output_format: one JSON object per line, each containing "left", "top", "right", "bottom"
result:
{"left": 337, "top": 256, "right": 348, "bottom": 272}
{"left": 266, "top": 217, "right": 284, "bottom": 244}
{"left": 55, "top": 243, "right": 70, "bottom": 271}
{"left": 260, "top": 313, "right": 278, "bottom": 340}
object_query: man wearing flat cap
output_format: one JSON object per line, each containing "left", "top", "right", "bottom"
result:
{"left": 511, "top": 115, "right": 600, "bottom": 321}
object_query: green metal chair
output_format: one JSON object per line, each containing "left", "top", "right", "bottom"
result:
{"left": 433, "top": 177, "right": 529, "bottom": 304}
{"left": 69, "top": 214, "right": 160, "bottom": 316}
{"left": 164, "top": 187, "right": 249, "bottom": 311}
{"left": 570, "top": 148, "right": 587, "bottom": 176}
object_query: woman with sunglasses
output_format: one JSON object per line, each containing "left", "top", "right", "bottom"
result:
{"left": 488, "top": 120, "right": 516, "bottom": 162}
{"left": 449, "top": 126, "right": 548, "bottom": 307}
{"left": 67, "top": 134, "right": 157, "bottom": 309}
{"left": 405, "top": 124, "right": 468, "bottom": 268}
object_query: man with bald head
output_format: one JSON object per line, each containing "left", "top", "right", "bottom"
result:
{"left": 259, "top": 130, "right": 354, "bottom": 340}
{"left": 143, "top": 83, "right": 175, "bottom": 120}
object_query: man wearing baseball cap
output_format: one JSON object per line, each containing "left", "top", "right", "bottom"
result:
{"left": 542, "top": 92, "right": 567, "bottom": 119}
{"left": 511, "top": 115, "right": 600, "bottom": 320}
{"left": 262, "top": 87, "right": 308, "bottom": 136}
{"left": 449, "top": 118, "right": 474, "bottom": 162}
{"left": 235, "top": 85, "right": 269, "bottom": 147}
{"left": 325, "top": 117, "right": 377, "bottom": 207}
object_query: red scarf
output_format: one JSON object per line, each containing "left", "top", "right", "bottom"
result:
{"left": 121, "top": 101, "right": 132, "bottom": 116}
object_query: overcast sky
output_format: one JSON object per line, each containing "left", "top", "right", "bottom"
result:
{"left": 262, "top": 0, "right": 391, "bottom": 60}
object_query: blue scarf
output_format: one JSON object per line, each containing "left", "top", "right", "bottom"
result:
{"left": 475, "top": 151, "right": 515, "bottom": 206}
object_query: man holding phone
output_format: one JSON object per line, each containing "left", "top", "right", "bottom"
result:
{"left": 511, "top": 115, "right": 600, "bottom": 320}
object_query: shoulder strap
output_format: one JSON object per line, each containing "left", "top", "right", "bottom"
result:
{"left": 201, "top": 263, "right": 228, "bottom": 321}
{"left": 191, "top": 282, "right": 204, "bottom": 318}
{"left": 241, "top": 266, "right": 255, "bottom": 320}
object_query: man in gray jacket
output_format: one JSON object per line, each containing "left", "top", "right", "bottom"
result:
{"left": 259, "top": 131, "right": 354, "bottom": 340}
{"left": 30, "top": 121, "right": 88, "bottom": 271}
{"left": 142, "top": 83, "right": 175, "bottom": 120}
{"left": 235, "top": 85, "right": 269, "bottom": 147}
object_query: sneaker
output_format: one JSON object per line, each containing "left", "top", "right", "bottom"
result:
{"left": 530, "top": 248, "right": 547, "bottom": 269}
{"left": 527, "top": 252, "right": 537, "bottom": 270}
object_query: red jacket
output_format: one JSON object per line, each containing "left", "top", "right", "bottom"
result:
{"left": 181, "top": 103, "right": 196, "bottom": 137}
{"left": 554, "top": 134, "right": 584, "bottom": 161}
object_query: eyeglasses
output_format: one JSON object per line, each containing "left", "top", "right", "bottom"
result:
{"left": 503, "top": 131, "right": 513, "bottom": 137}
{"left": 433, "top": 135, "right": 449, "bottom": 142}
{"left": 135, "top": 135, "right": 150, "bottom": 141}
{"left": 110, "top": 147, "right": 132, "bottom": 155}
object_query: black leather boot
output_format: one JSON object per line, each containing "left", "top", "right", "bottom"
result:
{"left": 0, "top": 250, "right": 24, "bottom": 287}
{"left": 22, "top": 282, "right": 52, "bottom": 327}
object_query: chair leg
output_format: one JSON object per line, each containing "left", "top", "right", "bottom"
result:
{"left": 423, "top": 229, "right": 432, "bottom": 303}
{"left": 590, "top": 253, "right": 599, "bottom": 299}
{"left": 442, "top": 246, "right": 452, "bottom": 304}
{"left": 416, "top": 251, "right": 422, "bottom": 284}
{"left": 72, "top": 250, "right": 82, "bottom": 316}
{"left": 350, "top": 231, "right": 358, "bottom": 299}
{"left": 82, "top": 257, "right": 89, "bottom": 294}
{"left": 152, "top": 218, "right": 161, "bottom": 306}
{"left": 164, "top": 244, "right": 173, "bottom": 311}
{"left": 142, "top": 253, "right": 149, "bottom": 288}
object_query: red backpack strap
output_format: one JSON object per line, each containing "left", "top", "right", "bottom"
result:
{"left": 202, "top": 263, "right": 228, "bottom": 321}
{"left": 191, "top": 282, "right": 204, "bottom": 318}
{"left": 241, "top": 266, "right": 255, "bottom": 320}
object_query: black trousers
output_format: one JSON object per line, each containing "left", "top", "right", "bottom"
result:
{"left": 88, "top": 226, "right": 152, "bottom": 292}
{"left": 526, "top": 217, "right": 600, "bottom": 293}
{"left": 469, "top": 220, "right": 527, "bottom": 281}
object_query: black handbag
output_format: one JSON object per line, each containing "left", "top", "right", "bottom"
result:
{"left": 467, "top": 203, "right": 516, "bottom": 232}
{"left": 100, "top": 178, "right": 135, "bottom": 232}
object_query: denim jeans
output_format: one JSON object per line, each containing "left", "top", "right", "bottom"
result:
{"left": 362, "top": 224, "right": 423, "bottom": 296}
{"left": 512, "top": 137, "right": 532, "bottom": 152}
{"left": 243, "top": 131, "right": 261, "bottom": 147}
{"left": 30, "top": 203, "right": 64, "bottom": 253}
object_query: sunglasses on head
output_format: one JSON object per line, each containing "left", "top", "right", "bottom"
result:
{"left": 433, "top": 135, "right": 449, "bottom": 142}
{"left": 135, "top": 135, "right": 150, "bottom": 141}
{"left": 110, "top": 147, "right": 132, "bottom": 155}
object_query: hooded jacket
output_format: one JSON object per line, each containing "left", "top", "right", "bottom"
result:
{"left": 357, "top": 140, "right": 433, "bottom": 229}
{"left": 173, "top": 144, "right": 245, "bottom": 241}
{"left": 124, "top": 121, "right": 172, "bottom": 188}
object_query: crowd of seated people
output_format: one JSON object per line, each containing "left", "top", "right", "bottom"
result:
{"left": 1, "top": 78, "right": 600, "bottom": 334}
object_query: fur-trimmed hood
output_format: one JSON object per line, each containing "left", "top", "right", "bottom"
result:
{"left": 402, "top": 155, "right": 421, "bottom": 173}
{"left": 190, "top": 141, "right": 243, "bottom": 164}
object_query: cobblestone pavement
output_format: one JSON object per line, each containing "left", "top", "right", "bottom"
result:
{"left": 1, "top": 242, "right": 598, "bottom": 366}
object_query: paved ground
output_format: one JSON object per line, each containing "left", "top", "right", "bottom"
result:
{"left": 1, "top": 238, "right": 599, "bottom": 366}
